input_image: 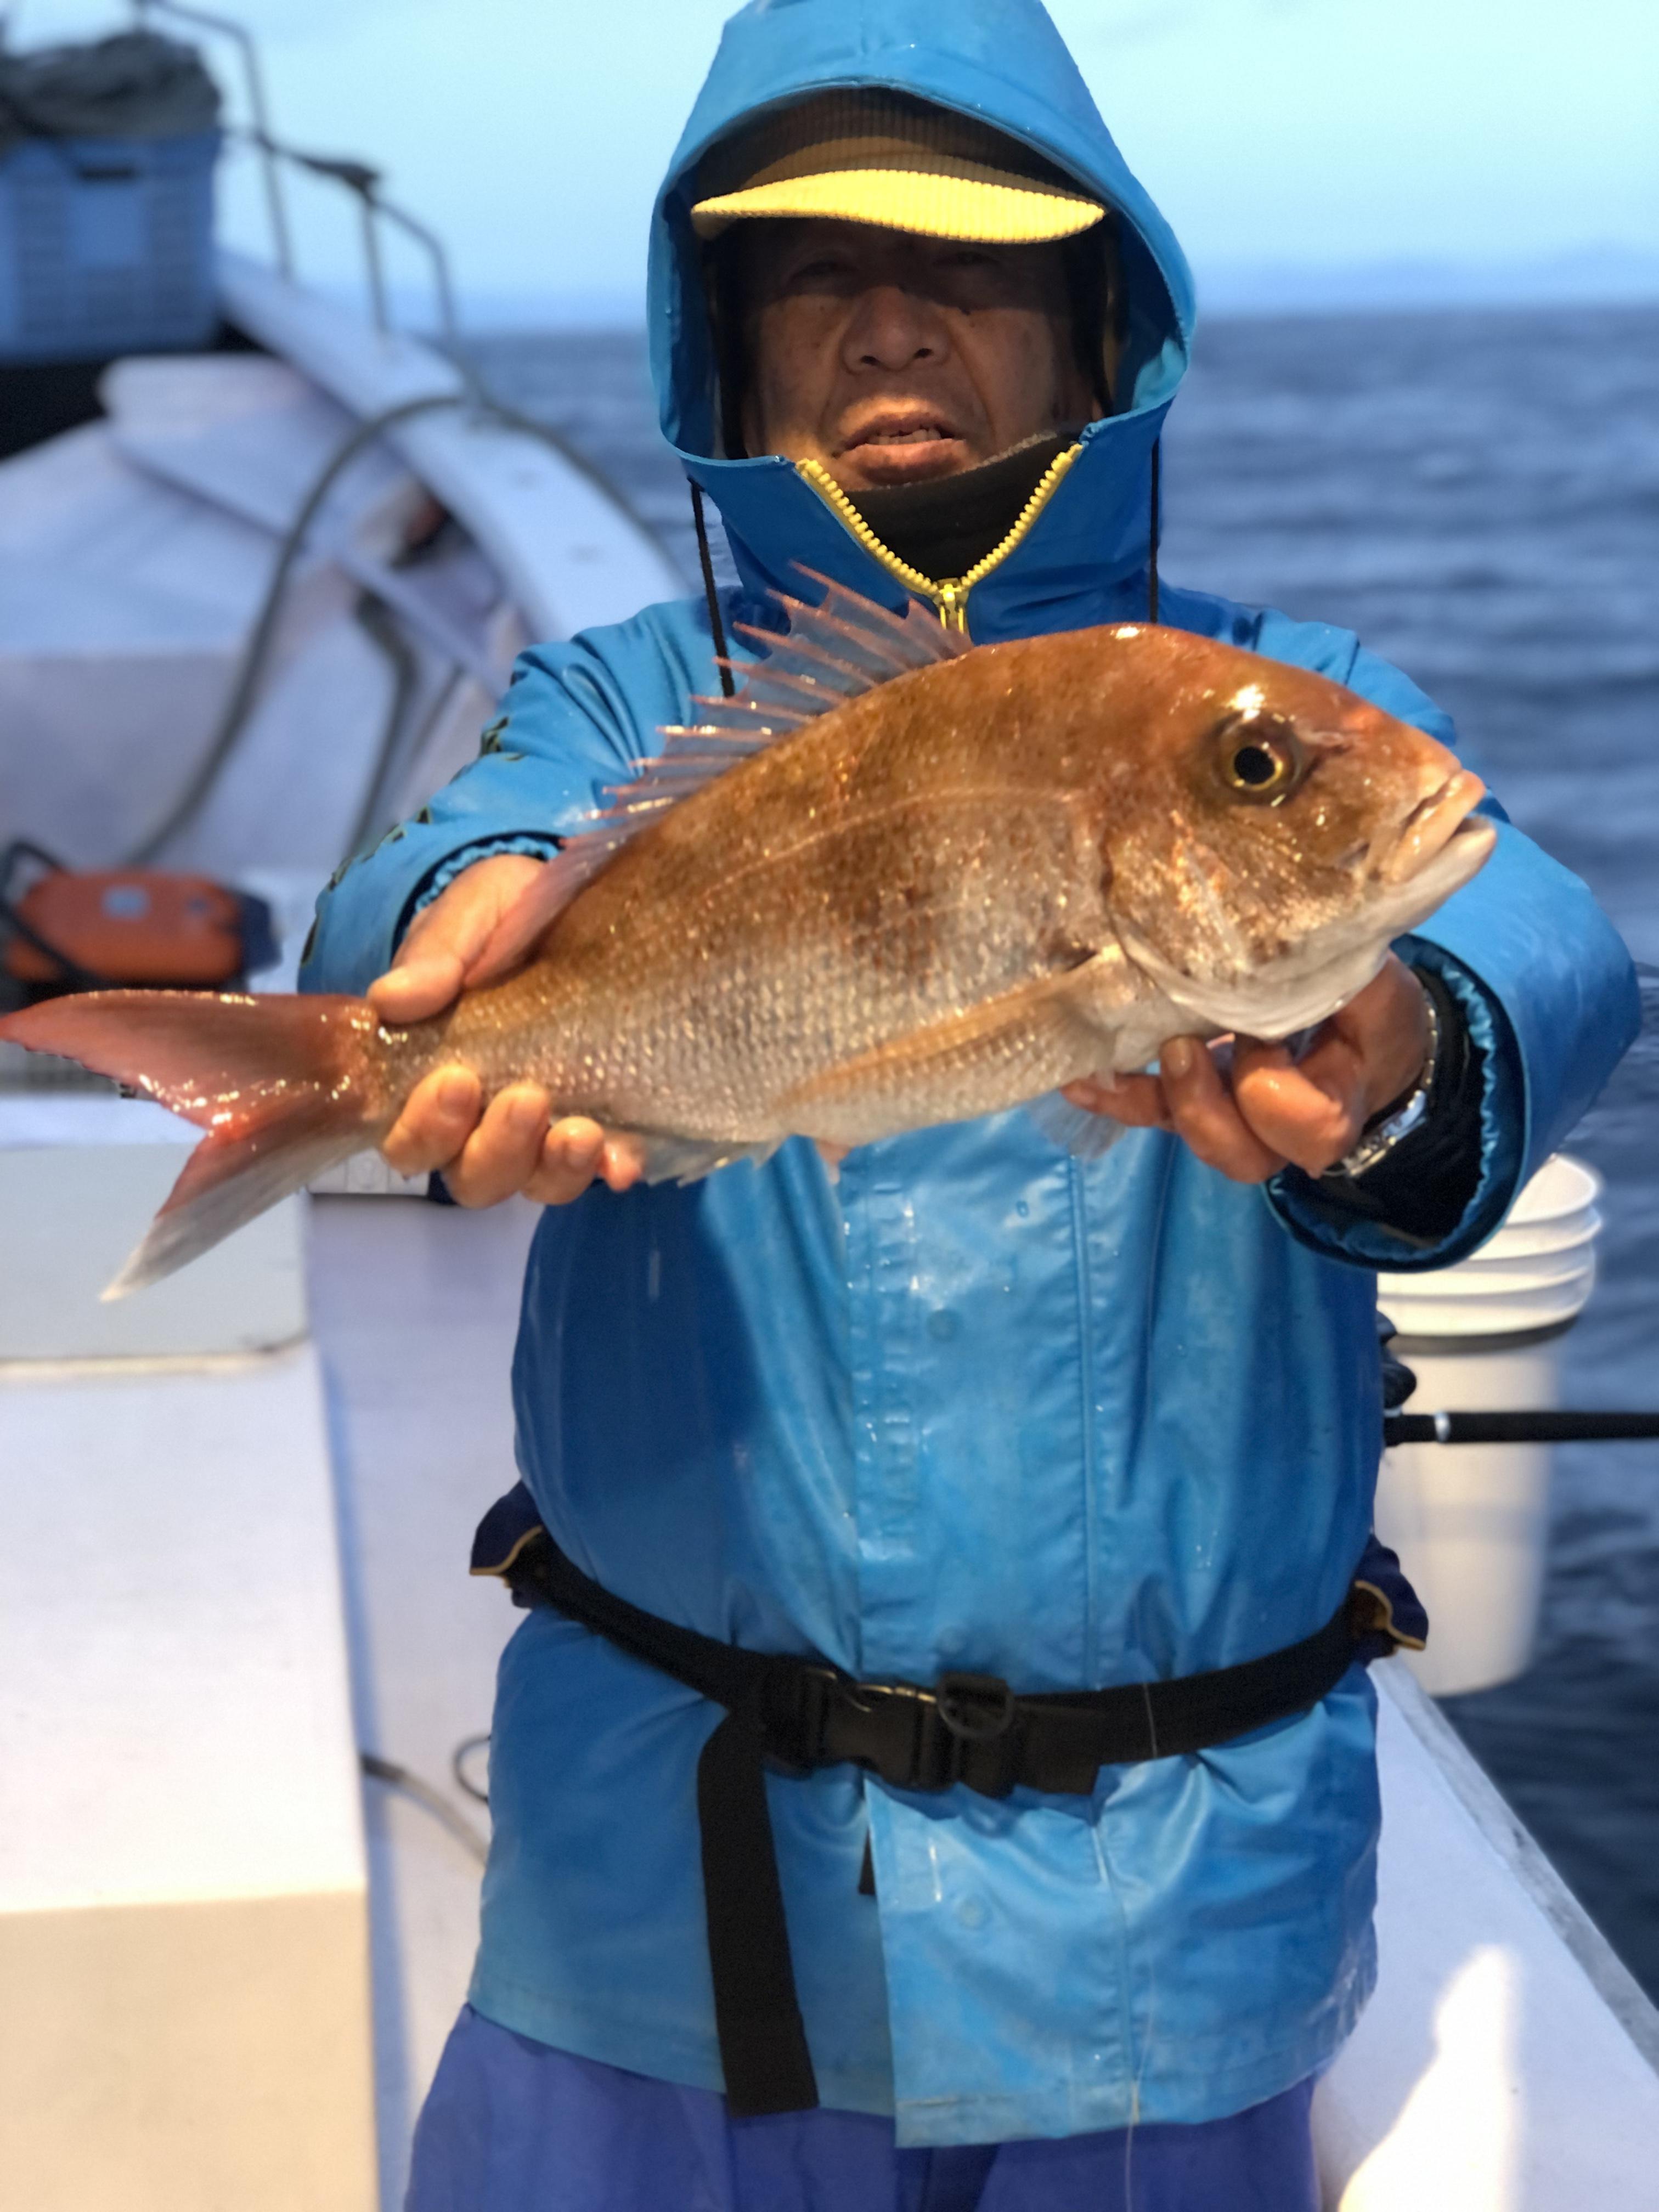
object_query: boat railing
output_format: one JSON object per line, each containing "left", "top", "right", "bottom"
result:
{"left": 133, "top": 0, "right": 458, "bottom": 344}
{"left": 132, "top": 0, "right": 292, "bottom": 276}
{"left": 238, "top": 129, "right": 461, "bottom": 348}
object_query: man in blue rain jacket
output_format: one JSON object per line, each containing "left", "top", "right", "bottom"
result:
{"left": 302, "top": 3, "right": 1635, "bottom": 2203}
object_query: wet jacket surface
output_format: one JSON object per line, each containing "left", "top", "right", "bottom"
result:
{"left": 302, "top": 0, "right": 1637, "bottom": 2147}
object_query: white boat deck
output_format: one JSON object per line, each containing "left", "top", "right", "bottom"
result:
{"left": 0, "top": 1122, "right": 376, "bottom": 2212}
{"left": 306, "top": 1192, "right": 533, "bottom": 2202}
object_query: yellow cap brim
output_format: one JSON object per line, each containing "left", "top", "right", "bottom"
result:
{"left": 691, "top": 167, "right": 1103, "bottom": 245}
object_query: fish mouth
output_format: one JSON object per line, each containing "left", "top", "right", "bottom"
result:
{"left": 1376, "top": 769, "right": 1492, "bottom": 887}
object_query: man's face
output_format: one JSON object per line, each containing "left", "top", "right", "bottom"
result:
{"left": 735, "top": 217, "right": 1102, "bottom": 492}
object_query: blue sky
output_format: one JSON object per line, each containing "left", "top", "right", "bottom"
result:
{"left": 18, "top": 0, "right": 1659, "bottom": 320}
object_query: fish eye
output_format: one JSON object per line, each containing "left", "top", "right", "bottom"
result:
{"left": 1212, "top": 712, "right": 1306, "bottom": 804}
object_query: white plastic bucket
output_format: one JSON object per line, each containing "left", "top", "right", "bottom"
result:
{"left": 1373, "top": 1155, "right": 1601, "bottom": 1697}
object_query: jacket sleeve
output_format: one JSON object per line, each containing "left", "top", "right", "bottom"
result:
{"left": 298, "top": 612, "right": 692, "bottom": 998}
{"left": 1261, "top": 631, "right": 1638, "bottom": 1271}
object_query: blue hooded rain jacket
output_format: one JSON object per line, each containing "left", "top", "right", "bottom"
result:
{"left": 302, "top": 0, "right": 1637, "bottom": 2149}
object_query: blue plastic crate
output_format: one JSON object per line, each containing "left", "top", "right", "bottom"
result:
{"left": 0, "top": 128, "right": 219, "bottom": 363}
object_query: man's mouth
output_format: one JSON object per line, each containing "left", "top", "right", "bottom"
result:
{"left": 834, "top": 407, "right": 970, "bottom": 484}
{"left": 856, "top": 425, "right": 950, "bottom": 445}
{"left": 838, "top": 405, "right": 961, "bottom": 448}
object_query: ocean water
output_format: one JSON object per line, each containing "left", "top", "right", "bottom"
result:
{"left": 467, "top": 305, "right": 1659, "bottom": 1999}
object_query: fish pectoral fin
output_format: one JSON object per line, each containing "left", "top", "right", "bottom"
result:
{"left": 619, "top": 1130, "right": 784, "bottom": 1187}
{"left": 776, "top": 966, "right": 1125, "bottom": 1130}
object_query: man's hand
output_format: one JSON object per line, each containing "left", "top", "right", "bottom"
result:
{"left": 1062, "top": 954, "right": 1432, "bottom": 1184}
{"left": 367, "top": 854, "right": 644, "bottom": 1207}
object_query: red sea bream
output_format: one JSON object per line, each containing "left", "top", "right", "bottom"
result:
{"left": 0, "top": 576, "right": 1494, "bottom": 1293}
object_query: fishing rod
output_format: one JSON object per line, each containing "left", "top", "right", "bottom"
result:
{"left": 1378, "top": 1311, "right": 1659, "bottom": 1446}
{"left": 1384, "top": 1409, "right": 1659, "bottom": 1447}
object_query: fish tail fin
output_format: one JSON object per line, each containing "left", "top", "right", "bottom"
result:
{"left": 0, "top": 991, "right": 394, "bottom": 1295}
{"left": 103, "top": 1107, "right": 368, "bottom": 1299}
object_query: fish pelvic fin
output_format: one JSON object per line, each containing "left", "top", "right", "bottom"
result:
{"left": 464, "top": 571, "right": 967, "bottom": 990}
{"left": 624, "top": 1130, "right": 783, "bottom": 1187}
{"left": 0, "top": 990, "right": 393, "bottom": 1295}
{"left": 1025, "top": 1090, "right": 1130, "bottom": 1163}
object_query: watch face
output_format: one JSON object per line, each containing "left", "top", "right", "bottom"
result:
{"left": 1336, "top": 1085, "right": 1431, "bottom": 1181}
{"left": 1330, "top": 985, "right": 1441, "bottom": 1182}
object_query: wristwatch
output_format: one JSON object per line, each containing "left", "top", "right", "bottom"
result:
{"left": 1330, "top": 979, "right": 1441, "bottom": 1181}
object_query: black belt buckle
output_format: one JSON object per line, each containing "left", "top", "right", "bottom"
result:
{"left": 758, "top": 1660, "right": 843, "bottom": 1776}
{"left": 820, "top": 1673, "right": 1023, "bottom": 1797}
{"left": 935, "top": 1671, "right": 1015, "bottom": 1743}
{"left": 814, "top": 1681, "right": 949, "bottom": 1792}
{"left": 938, "top": 1671, "right": 1022, "bottom": 1798}
{"left": 761, "top": 1662, "right": 1026, "bottom": 1797}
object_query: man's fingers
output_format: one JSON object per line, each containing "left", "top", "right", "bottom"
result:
{"left": 1061, "top": 1042, "right": 1293, "bottom": 1180}
{"left": 1160, "top": 1036, "right": 1286, "bottom": 1183}
{"left": 1226, "top": 960, "right": 1431, "bottom": 1175}
{"left": 1232, "top": 1035, "right": 1365, "bottom": 1176}
{"left": 369, "top": 952, "right": 466, "bottom": 1025}
{"left": 1327, "top": 956, "right": 1430, "bottom": 1109}
{"left": 518, "top": 1119, "right": 647, "bottom": 1205}
{"left": 445, "top": 1084, "right": 552, "bottom": 1207}
{"left": 599, "top": 1134, "right": 647, "bottom": 1191}
{"left": 381, "top": 1063, "right": 482, "bottom": 1175}
{"left": 523, "top": 1117, "right": 608, "bottom": 1206}
{"left": 522, "top": 1124, "right": 646, "bottom": 1198}
{"left": 365, "top": 854, "right": 548, "bottom": 1025}
{"left": 1062, "top": 1031, "right": 1374, "bottom": 1181}
{"left": 383, "top": 1094, "right": 642, "bottom": 1210}
{"left": 1062, "top": 1071, "right": 1170, "bottom": 1128}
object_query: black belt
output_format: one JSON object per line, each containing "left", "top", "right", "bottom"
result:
{"left": 472, "top": 1489, "right": 1407, "bottom": 2119}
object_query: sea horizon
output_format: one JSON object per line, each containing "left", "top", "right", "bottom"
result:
{"left": 313, "top": 244, "right": 1659, "bottom": 342}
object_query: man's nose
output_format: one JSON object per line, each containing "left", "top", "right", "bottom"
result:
{"left": 841, "top": 283, "right": 950, "bottom": 373}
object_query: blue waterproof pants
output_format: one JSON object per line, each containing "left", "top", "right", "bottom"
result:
{"left": 407, "top": 2007, "right": 1319, "bottom": 2211}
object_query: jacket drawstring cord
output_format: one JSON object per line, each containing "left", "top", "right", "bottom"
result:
{"left": 691, "top": 481, "right": 737, "bottom": 698}
{"left": 1148, "top": 437, "right": 1161, "bottom": 624}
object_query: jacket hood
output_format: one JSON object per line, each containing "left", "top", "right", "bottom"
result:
{"left": 647, "top": 0, "right": 1196, "bottom": 639}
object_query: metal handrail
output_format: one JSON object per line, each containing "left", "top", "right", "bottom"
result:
{"left": 241, "top": 128, "right": 460, "bottom": 346}
{"left": 373, "top": 193, "right": 459, "bottom": 349}
{"left": 132, "top": 0, "right": 292, "bottom": 276}
{"left": 133, "top": 0, "right": 456, "bottom": 340}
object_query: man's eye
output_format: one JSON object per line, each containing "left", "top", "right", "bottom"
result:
{"left": 783, "top": 256, "right": 851, "bottom": 286}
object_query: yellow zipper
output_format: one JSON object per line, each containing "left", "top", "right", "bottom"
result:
{"left": 795, "top": 441, "right": 1083, "bottom": 633}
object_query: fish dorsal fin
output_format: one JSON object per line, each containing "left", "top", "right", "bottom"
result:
{"left": 465, "top": 569, "right": 963, "bottom": 985}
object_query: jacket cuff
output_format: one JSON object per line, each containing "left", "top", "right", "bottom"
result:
{"left": 398, "top": 834, "right": 560, "bottom": 946}
{"left": 1265, "top": 944, "right": 1525, "bottom": 1272}
{"left": 300, "top": 826, "right": 557, "bottom": 996}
